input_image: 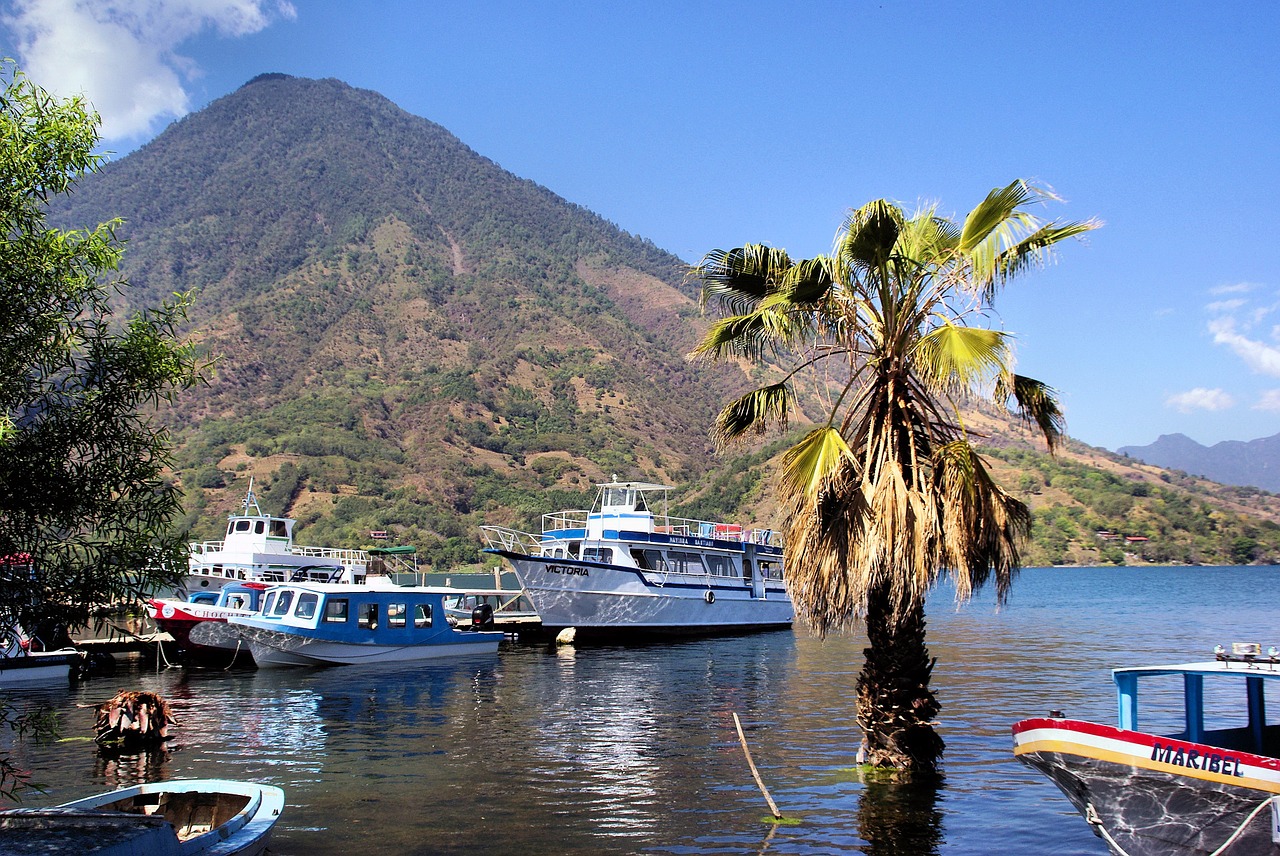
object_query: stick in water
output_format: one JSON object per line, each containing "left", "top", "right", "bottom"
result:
{"left": 733, "top": 712, "right": 782, "bottom": 819}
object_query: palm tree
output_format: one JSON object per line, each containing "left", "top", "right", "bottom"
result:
{"left": 689, "top": 181, "right": 1098, "bottom": 774}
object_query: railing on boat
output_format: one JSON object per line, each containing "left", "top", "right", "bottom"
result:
{"left": 538, "top": 512, "right": 781, "bottom": 547}
{"left": 480, "top": 526, "right": 545, "bottom": 555}
{"left": 188, "top": 540, "right": 370, "bottom": 565}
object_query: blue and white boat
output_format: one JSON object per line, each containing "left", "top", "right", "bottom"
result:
{"left": 481, "top": 480, "right": 792, "bottom": 638}
{"left": 0, "top": 778, "right": 284, "bottom": 856}
{"left": 227, "top": 580, "right": 505, "bottom": 667}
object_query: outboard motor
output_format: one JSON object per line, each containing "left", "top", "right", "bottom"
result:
{"left": 470, "top": 602, "right": 495, "bottom": 631}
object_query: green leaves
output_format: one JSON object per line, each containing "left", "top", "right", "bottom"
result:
{"left": 780, "top": 426, "right": 854, "bottom": 499}
{"left": 712, "top": 383, "right": 794, "bottom": 445}
{"left": 914, "top": 324, "right": 1008, "bottom": 390}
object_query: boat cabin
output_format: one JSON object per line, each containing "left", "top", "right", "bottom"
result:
{"left": 186, "top": 583, "right": 267, "bottom": 611}
{"left": 1114, "top": 646, "right": 1280, "bottom": 757}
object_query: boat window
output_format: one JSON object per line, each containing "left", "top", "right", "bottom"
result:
{"left": 269, "top": 520, "right": 288, "bottom": 538}
{"left": 582, "top": 547, "right": 614, "bottom": 563}
{"left": 705, "top": 554, "right": 735, "bottom": 577}
{"left": 358, "top": 603, "right": 379, "bottom": 630}
{"left": 294, "top": 593, "right": 319, "bottom": 619}
{"left": 388, "top": 603, "right": 407, "bottom": 628}
{"left": 273, "top": 591, "right": 295, "bottom": 616}
{"left": 234, "top": 520, "right": 251, "bottom": 533}
{"left": 254, "top": 521, "right": 265, "bottom": 534}
{"left": 226, "top": 595, "right": 246, "bottom": 609}
{"left": 641, "top": 550, "right": 668, "bottom": 572}
{"left": 759, "top": 560, "right": 782, "bottom": 580}
{"left": 262, "top": 592, "right": 278, "bottom": 614}
{"left": 414, "top": 604, "right": 431, "bottom": 628}
{"left": 669, "top": 551, "right": 705, "bottom": 574}
{"left": 567, "top": 542, "right": 581, "bottom": 559}
{"left": 324, "top": 598, "right": 348, "bottom": 623}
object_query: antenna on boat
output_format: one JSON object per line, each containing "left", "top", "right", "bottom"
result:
{"left": 243, "top": 478, "right": 263, "bottom": 517}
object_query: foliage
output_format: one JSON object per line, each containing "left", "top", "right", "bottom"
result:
{"left": 0, "top": 63, "right": 204, "bottom": 633}
{"left": 691, "top": 181, "right": 1097, "bottom": 772}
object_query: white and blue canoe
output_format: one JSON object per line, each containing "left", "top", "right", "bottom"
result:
{"left": 0, "top": 778, "right": 284, "bottom": 856}
{"left": 482, "top": 480, "right": 793, "bottom": 638}
{"left": 228, "top": 579, "right": 504, "bottom": 667}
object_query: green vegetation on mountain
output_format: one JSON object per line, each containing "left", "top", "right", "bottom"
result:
{"left": 44, "top": 74, "right": 1280, "bottom": 571}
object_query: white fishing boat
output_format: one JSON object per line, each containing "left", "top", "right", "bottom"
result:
{"left": 227, "top": 579, "right": 505, "bottom": 667}
{"left": 0, "top": 778, "right": 284, "bottom": 856}
{"left": 1013, "top": 643, "right": 1280, "bottom": 856}
{"left": 481, "top": 480, "right": 792, "bottom": 638}
{"left": 186, "top": 481, "right": 369, "bottom": 595}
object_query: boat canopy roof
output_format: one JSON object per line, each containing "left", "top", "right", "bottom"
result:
{"left": 369, "top": 545, "right": 417, "bottom": 556}
{"left": 1114, "top": 659, "right": 1280, "bottom": 683}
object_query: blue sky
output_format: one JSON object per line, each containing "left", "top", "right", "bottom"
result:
{"left": 3, "top": 1, "right": 1278, "bottom": 452}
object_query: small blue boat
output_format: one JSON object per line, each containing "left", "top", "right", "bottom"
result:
{"left": 0, "top": 778, "right": 284, "bottom": 855}
{"left": 227, "top": 581, "right": 505, "bottom": 667}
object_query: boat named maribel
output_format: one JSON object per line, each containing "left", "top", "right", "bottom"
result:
{"left": 1013, "top": 643, "right": 1280, "bottom": 856}
{"left": 481, "top": 480, "right": 792, "bottom": 638}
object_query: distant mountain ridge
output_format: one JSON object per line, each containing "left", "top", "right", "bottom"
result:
{"left": 1118, "top": 433, "right": 1280, "bottom": 493}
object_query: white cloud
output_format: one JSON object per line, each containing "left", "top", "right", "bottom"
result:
{"left": 1206, "top": 298, "right": 1246, "bottom": 315}
{"left": 1210, "top": 282, "right": 1258, "bottom": 296}
{"left": 1209, "top": 316, "right": 1280, "bottom": 377}
{"left": 2, "top": 0, "right": 296, "bottom": 141}
{"left": 1255, "top": 390, "right": 1280, "bottom": 412}
{"left": 1165, "top": 388, "right": 1236, "bottom": 413}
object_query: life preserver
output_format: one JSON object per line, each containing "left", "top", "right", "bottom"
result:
{"left": 704, "top": 590, "right": 715, "bottom": 604}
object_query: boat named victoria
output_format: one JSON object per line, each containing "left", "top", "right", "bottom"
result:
{"left": 482, "top": 481, "right": 792, "bottom": 638}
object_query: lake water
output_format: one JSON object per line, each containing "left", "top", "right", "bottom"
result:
{"left": 8, "top": 566, "right": 1279, "bottom": 855}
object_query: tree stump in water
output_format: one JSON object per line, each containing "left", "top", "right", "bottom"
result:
{"left": 93, "top": 690, "right": 176, "bottom": 751}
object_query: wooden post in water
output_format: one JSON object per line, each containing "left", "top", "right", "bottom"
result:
{"left": 733, "top": 712, "right": 782, "bottom": 820}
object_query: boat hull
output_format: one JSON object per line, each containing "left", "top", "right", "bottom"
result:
{"left": 0, "top": 649, "right": 80, "bottom": 686}
{"left": 234, "top": 623, "right": 503, "bottom": 667}
{"left": 1013, "top": 717, "right": 1280, "bottom": 855}
{"left": 497, "top": 553, "right": 793, "bottom": 636}
{"left": 2, "top": 778, "right": 285, "bottom": 856}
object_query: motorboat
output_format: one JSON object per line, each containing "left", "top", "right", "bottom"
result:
{"left": 148, "top": 582, "right": 269, "bottom": 664}
{"left": 481, "top": 480, "right": 792, "bottom": 637}
{"left": 0, "top": 626, "right": 83, "bottom": 686}
{"left": 227, "top": 580, "right": 505, "bottom": 667}
{"left": 0, "top": 778, "right": 285, "bottom": 855}
{"left": 1013, "top": 643, "right": 1280, "bottom": 855}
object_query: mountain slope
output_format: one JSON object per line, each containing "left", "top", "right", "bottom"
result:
{"left": 46, "top": 74, "right": 1280, "bottom": 568}
{"left": 52, "top": 74, "right": 751, "bottom": 559}
{"left": 1119, "top": 432, "right": 1280, "bottom": 493}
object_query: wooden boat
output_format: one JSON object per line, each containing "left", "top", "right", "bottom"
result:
{"left": 481, "top": 480, "right": 792, "bottom": 638}
{"left": 1013, "top": 644, "right": 1280, "bottom": 855}
{"left": 0, "top": 778, "right": 285, "bottom": 855}
{"left": 227, "top": 579, "right": 505, "bottom": 667}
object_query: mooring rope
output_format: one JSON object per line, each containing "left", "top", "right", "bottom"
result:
{"left": 1086, "top": 796, "right": 1273, "bottom": 856}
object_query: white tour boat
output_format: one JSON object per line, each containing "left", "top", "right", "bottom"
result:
{"left": 481, "top": 480, "right": 792, "bottom": 638}
{"left": 1013, "top": 643, "right": 1280, "bottom": 856}
{"left": 227, "top": 579, "right": 505, "bottom": 667}
{"left": 186, "top": 481, "right": 369, "bottom": 595}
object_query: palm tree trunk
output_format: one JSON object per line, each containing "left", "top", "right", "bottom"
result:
{"left": 855, "top": 580, "right": 944, "bottom": 774}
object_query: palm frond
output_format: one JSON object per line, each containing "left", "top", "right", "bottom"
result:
{"left": 978, "top": 219, "right": 1102, "bottom": 300}
{"left": 711, "top": 382, "right": 794, "bottom": 446}
{"left": 688, "top": 309, "right": 797, "bottom": 362}
{"left": 958, "top": 180, "right": 1046, "bottom": 253}
{"left": 837, "top": 199, "right": 904, "bottom": 270}
{"left": 779, "top": 425, "right": 855, "bottom": 500}
{"left": 780, "top": 256, "right": 837, "bottom": 303}
{"left": 995, "top": 372, "right": 1065, "bottom": 452}
{"left": 690, "top": 245, "right": 794, "bottom": 314}
{"left": 913, "top": 323, "right": 1009, "bottom": 391}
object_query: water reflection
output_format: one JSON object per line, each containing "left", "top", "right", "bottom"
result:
{"left": 15, "top": 567, "right": 1280, "bottom": 855}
